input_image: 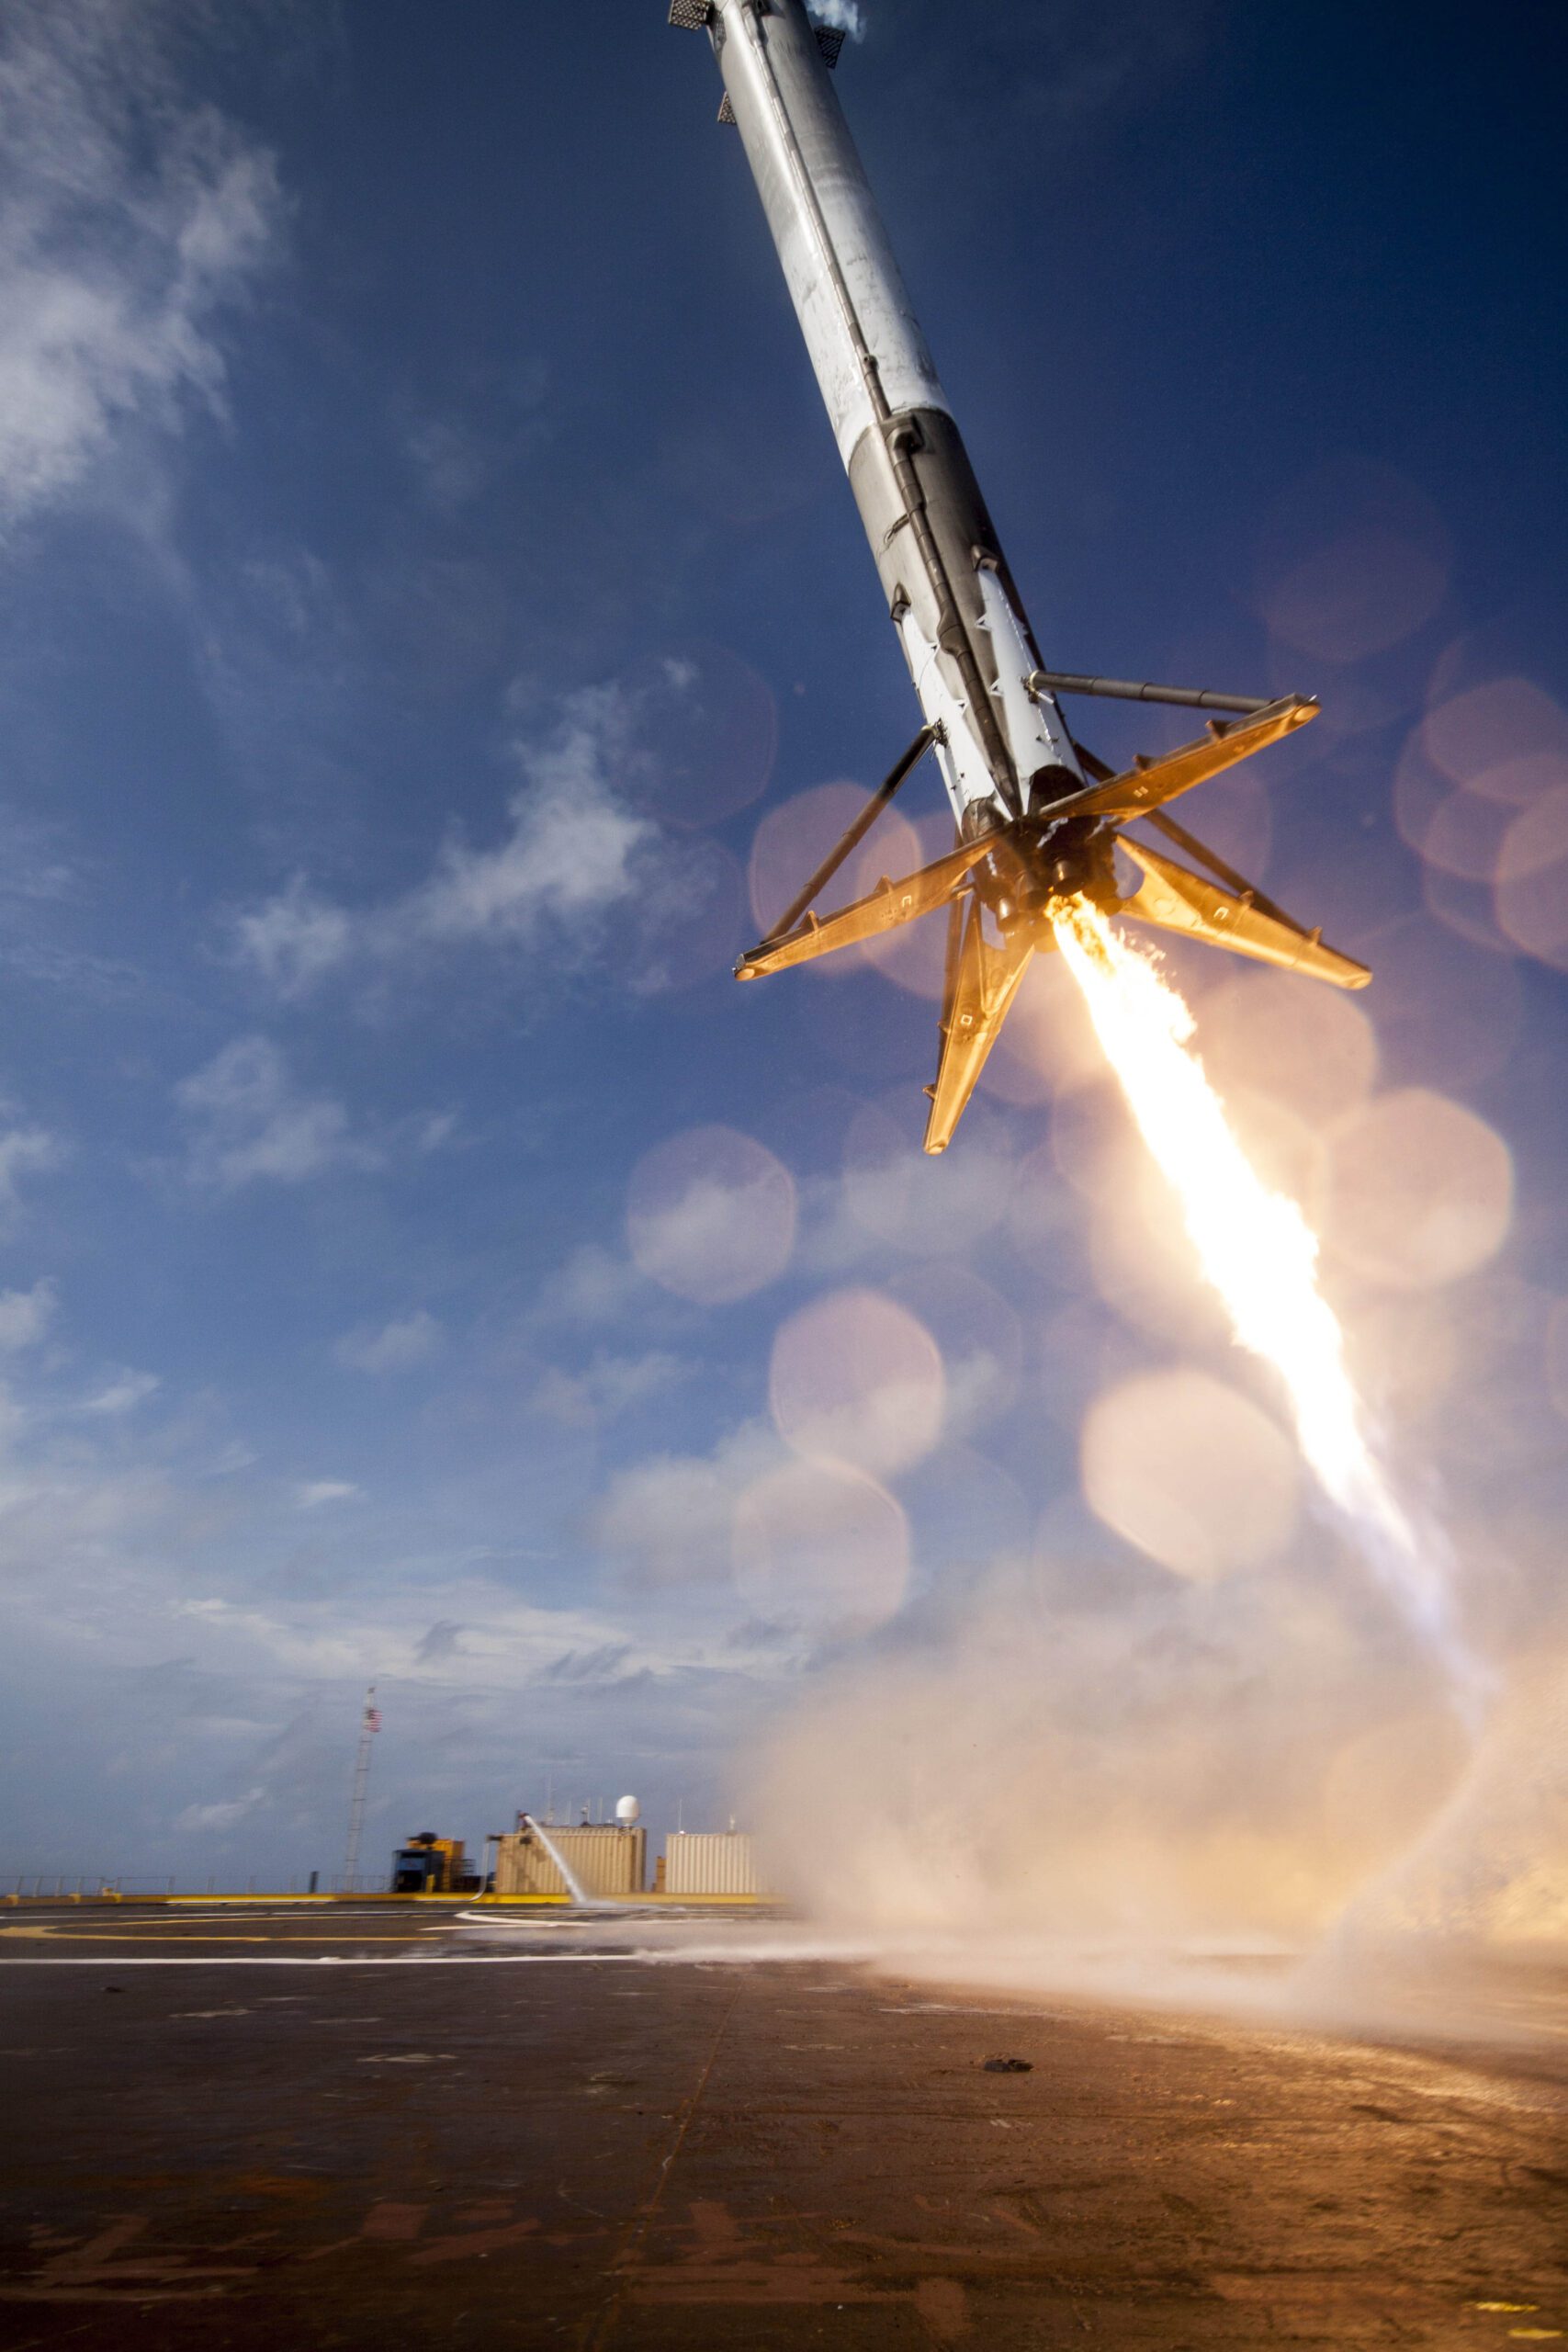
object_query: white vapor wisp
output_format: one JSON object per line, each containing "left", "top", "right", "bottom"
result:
{"left": 0, "top": 0, "right": 279, "bottom": 528}
{"left": 175, "top": 1036, "right": 378, "bottom": 1190}
{"left": 229, "top": 685, "right": 657, "bottom": 1000}
{"left": 811, "top": 2, "right": 868, "bottom": 40}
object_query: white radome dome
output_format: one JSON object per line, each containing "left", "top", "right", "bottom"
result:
{"left": 615, "top": 1794, "right": 640, "bottom": 1826}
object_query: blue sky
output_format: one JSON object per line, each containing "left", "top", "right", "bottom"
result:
{"left": 2, "top": 0, "right": 1565, "bottom": 1901}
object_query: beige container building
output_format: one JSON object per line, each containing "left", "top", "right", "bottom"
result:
{"left": 662, "top": 1831, "right": 764, "bottom": 1897}
{"left": 493, "top": 1822, "right": 645, "bottom": 1898}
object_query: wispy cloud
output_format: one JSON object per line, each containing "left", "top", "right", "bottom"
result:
{"left": 295, "top": 1478, "right": 359, "bottom": 1510}
{"left": 0, "top": 1276, "right": 57, "bottom": 1351}
{"left": 0, "top": 0, "right": 281, "bottom": 531}
{"left": 333, "top": 1309, "right": 442, "bottom": 1375}
{"left": 416, "top": 725, "right": 649, "bottom": 946}
{"left": 165, "top": 1585, "right": 679, "bottom": 1690}
{"left": 529, "top": 1350, "right": 686, "bottom": 1430}
{"left": 0, "top": 806, "right": 155, "bottom": 1001}
{"left": 0, "top": 1115, "right": 62, "bottom": 1225}
{"left": 229, "top": 684, "right": 656, "bottom": 1001}
{"left": 592, "top": 1420, "right": 783, "bottom": 1588}
{"left": 531, "top": 1242, "right": 650, "bottom": 1330}
{"left": 230, "top": 876, "right": 353, "bottom": 1000}
{"left": 176, "top": 1785, "right": 265, "bottom": 1835}
{"left": 175, "top": 1035, "right": 376, "bottom": 1189}
{"left": 80, "top": 1367, "right": 160, "bottom": 1415}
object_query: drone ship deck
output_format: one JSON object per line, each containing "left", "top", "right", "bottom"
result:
{"left": 2, "top": 1901, "right": 1565, "bottom": 2347}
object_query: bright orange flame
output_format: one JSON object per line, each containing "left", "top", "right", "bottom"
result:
{"left": 1053, "top": 897, "right": 1478, "bottom": 1707}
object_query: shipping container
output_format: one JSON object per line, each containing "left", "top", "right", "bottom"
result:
{"left": 494, "top": 1824, "right": 645, "bottom": 1898}
{"left": 662, "top": 1831, "right": 763, "bottom": 1896}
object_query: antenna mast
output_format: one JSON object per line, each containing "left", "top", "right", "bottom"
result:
{"left": 341, "top": 1686, "right": 380, "bottom": 1892}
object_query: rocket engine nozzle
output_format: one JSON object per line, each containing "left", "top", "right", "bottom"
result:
{"left": 977, "top": 814, "right": 1121, "bottom": 925}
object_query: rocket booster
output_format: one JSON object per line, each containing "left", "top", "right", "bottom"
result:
{"left": 686, "top": 0, "right": 1083, "bottom": 837}
{"left": 670, "top": 0, "right": 1366, "bottom": 1155}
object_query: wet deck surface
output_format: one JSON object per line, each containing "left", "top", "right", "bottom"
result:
{"left": 3, "top": 1905, "right": 1567, "bottom": 2346}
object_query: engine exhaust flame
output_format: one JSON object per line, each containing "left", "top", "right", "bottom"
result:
{"left": 1052, "top": 897, "right": 1482, "bottom": 1716}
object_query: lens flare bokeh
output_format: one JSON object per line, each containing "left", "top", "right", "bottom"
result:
{"left": 626, "top": 1125, "right": 795, "bottom": 1305}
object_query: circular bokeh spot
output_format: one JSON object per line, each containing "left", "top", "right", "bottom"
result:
{"left": 616, "top": 644, "right": 776, "bottom": 828}
{"left": 627, "top": 1125, "right": 795, "bottom": 1304}
{"left": 1216, "top": 1086, "right": 1330, "bottom": 1223}
{"left": 1357, "top": 912, "right": 1521, "bottom": 1090}
{"left": 770, "top": 1286, "right": 944, "bottom": 1477}
{"left": 1323, "top": 1088, "right": 1513, "bottom": 1290}
{"left": 1495, "top": 786, "right": 1568, "bottom": 968}
{"left": 733, "top": 1458, "right": 909, "bottom": 1631}
{"left": 1397, "top": 688, "right": 1568, "bottom": 898}
{"left": 1266, "top": 523, "right": 1448, "bottom": 659}
{"left": 841, "top": 1092, "right": 1014, "bottom": 1255}
{"left": 1157, "top": 772, "right": 1271, "bottom": 885}
{"left": 1344, "top": 1289, "right": 1459, "bottom": 1423}
{"left": 1008, "top": 1138, "right": 1092, "bottom": 1284}
{"left": 1196, "top": 966, "right": 1379, "bottom": 1126}
{"left": 854, "top": 807, "right": 953, "bottom": 1000}
{"left": 841, "top": 1099, "right": 918, "bottom": 1239}
{"left": 1393, "top": 728, "right": 1453, "bottom": 861}
{"left": 632, "top": 834, "right": 744, "bottom": 992}
{"left": 1080, "top": 1368, "right": 1300, "bottom": 1579}
{"left": 886, "top": 1262, "right": 1022, "bottom": 1430}
{"left": 899, "top": 1438, "right": 1033, "bottom": 1566}
{"left": 750, "top": 782, "right": 867, "bottom": 966}
{"left": 1037, "top": 1299, "right": 1145, "bottom": 1434}
{"left": 982, "top": 952, "right": 1104, "bottom": 1105}
{"left": 1397, "top": 680, "right": 1568, "bottom": 971}
{"left": 1051, "top": 1072, "right": 1129, "bottom": 1204}
{"left": 1419, "top": 786, "right": 1516, "bottom": 883}
{"left": 1421, "top": 860, "right": 1515, "bottom": 958}
{"left": 1257, "top": 460, "right": 1451, "bottom": 662}
{"left": 1547, "top": 1298, "right": 1568, "bottom": 1421}
{"left": 1423, "top": 676, "right": 1568, "bottom": 788}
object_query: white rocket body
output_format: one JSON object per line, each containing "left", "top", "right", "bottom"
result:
{"left": 703, "top": 0, "right": 1085, "bottom": 832}
{"left": 681, "top": 0, "right": 1354, "bottom": 1159}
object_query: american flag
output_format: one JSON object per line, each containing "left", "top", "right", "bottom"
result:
{"left": 365, "top": 1704, "right": 381, "bottom": 1733}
